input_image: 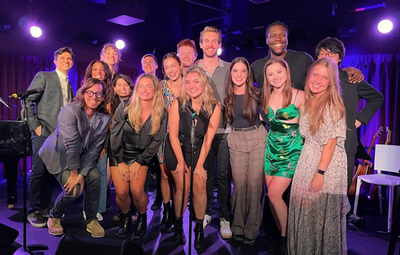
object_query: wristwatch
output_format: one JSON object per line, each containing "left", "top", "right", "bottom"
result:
{"left": 317, "top": 169, "right": 325, "bottom": 175}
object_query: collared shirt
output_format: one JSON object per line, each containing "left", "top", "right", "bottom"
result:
{"left": 55, "top": 69, "right": 70, "bottom": 107}
{"left": 198, "top": 58, "right": 231, "bottom": 134}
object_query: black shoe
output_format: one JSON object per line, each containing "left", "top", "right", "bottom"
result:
{"left": 27, "top": 211, "right": 46, "bottom": 228}
{"left": 113, "top": 210, "right": 121, "bottom": 221}
{"left": 133, "top": 213, "right": 147, "bottom": 239}
{"left": 194, "top": 219, "right": 205, "bottom": 252}
{"left": 275, "top": 236, "right": 287, "bottom": 255}
{"left": 233, "top": 234, "right": 244, "bottom": 242}
{"left": 151, "top": 199, "right": 162, "bottom": 210}
{"left": 174, "top": 217, "right": 186, "bottom": 244}
{"left": 160, "top": 202, "right": 174, "bottom": 233}
{"left": 118, "top": 211, "right": 132, "bottom": 238}
{"left": 243, "top": 237, "right": 255, "bottom": 246}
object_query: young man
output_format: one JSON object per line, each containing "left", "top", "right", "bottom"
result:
{"left": 197, "top": 26, "right": 232, "bottom": 240}
{"left": 26, "top": 46, "right": 75, "bottom": 228}
{"left": 177, "top": 39, "right": 197, "bottom": 74}
{"left": 315, "top": 37, "right": 384, "bottom": 192}
{"left": 251, "top": 21, "right": 364, "bottom": 90}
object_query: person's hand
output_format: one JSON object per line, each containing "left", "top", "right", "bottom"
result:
{"left": 194, "top": 166, "right": 207, "bottom": 184}
{"left": 64, "top": 171, "right": 84, "bottom": 197}
{"left": 128, "top": 162, "right": 141, "bottom": 181}
{"left": 311, "top": 173, "right": 324, "bottom": 192}
{"left": 173, "top": 163, "right": 188, "bottom": 180}
{"left": 98, "top": 149, "right": 106, "bottom": 160}
{"left": 355, "top": 119, "right": 362, "bottom": 128}
{"left": 35, "top": 126, "right": 42, "bottom": 136}
{"left": 118, "top": 162, "right": 130, "bottom": 181}
{"left": 343, "top": 67, "right": 364, "bottom": 83}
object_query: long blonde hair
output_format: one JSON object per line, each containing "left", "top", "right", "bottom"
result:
{"left": 125, "top": 73, "right": 165, "bottom": 135}
{"left": 262, "top": 58, "right": 293, "bottom": 113}
{"left": 180, "top": 66, "right": 219, "bottom": 117}
{"left": 304, "top": 57, "right": 345, "bottom": 135}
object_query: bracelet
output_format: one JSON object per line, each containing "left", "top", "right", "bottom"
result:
{"left": 317, "top": 169, "right": 325, "bottom": 175}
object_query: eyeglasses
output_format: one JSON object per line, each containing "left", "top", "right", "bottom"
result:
{"left": 319, "top": 51, "right": 337, "bottom": 58}
{"left": 85, "top": 90, "right": 103, "bottom": 98}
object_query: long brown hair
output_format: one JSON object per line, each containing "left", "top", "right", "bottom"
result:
{"left": 125, "top": 73, "right": 165, "bottom": 135}
{"left": 74, "top": 78, "right": 108, "bottom": 114}
{"left": 82, "top": 60, "right": 113, "bottom": 103}
{"left": 304, "top": 58, "right": 345, "bottom": 135}
{"left": 224, "top": 57, "right": 260, "bottom": 125}
{"left": 261, "top": 58, "right": 293, "bottom": 114}
{"left": 110, "top": 74, "right": 134, "bottom": 115}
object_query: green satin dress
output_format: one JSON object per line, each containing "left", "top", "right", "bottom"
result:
{"left": 264, "top": 104, "right": 303, "bottom": 178}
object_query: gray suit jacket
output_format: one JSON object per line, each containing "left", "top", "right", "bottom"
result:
{"left": 39, "top": 102, "right": 111, "bottom": 176}
{"left": 26, "top": 71, "right": 73, "bottom": 137}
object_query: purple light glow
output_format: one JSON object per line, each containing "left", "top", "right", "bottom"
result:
{"left": 377, "top": 19, "right": 394, "bottom": 34}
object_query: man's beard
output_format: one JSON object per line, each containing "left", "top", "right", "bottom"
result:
{"left": 270, "top": 46, "right": 287, "bottom": 57}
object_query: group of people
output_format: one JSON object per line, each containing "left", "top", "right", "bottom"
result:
{"left": 23, "top": 20, "right": 384, "bottom": 254}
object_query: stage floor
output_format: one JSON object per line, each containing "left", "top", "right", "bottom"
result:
{"left": 0, "top": 178, "right": 398, "bottom": 255}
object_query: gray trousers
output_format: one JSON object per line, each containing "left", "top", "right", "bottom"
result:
{"left": 228, "top": 126, "right": 267, "bottom": 239}
{"left": 50, "top": 168, "right": 100, "bottom": 223}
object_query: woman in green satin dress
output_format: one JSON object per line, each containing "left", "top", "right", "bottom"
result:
{"left": 261, "top": 58, "right": 305, "bottom": 254}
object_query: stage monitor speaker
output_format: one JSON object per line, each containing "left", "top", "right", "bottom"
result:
{"left": 0, "top": 223, "right": 19, "bottom": 247}
{"left": 55, "top": 234, "right": 143, "bottom": 255}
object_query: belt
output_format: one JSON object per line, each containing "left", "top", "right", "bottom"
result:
{"left": 231, "top": 122, "right": 262, "bottom": 132}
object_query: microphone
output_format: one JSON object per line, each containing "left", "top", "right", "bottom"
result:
{"left": 0, "top": 97, "right": 11, "bottom": 110}
{"left": 9, "top": 88, "right": 44, "bottom": 99}
{"left": 185, "top": 103, "right": 198, "bottom": 119}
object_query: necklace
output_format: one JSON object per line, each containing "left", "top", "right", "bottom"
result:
{"left": 201, "top": 61, "right": 217, "bottom": 70}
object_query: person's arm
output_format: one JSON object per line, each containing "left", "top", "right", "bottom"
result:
{"left": 110, "top": 100, "right": 126, "bottom": 164}
{"left": 355, "top": 81, "right": 384, "bottom": 128}
{"left": 311, "top": 138, "right": 337, "bottom": 191}
{"left": 136, "top": 110, "right": 168, "bottom": 166}
{"left": 79, "top": 113, "right": 111, "bottom": 176}
{"left": 194, "top": 104, "right": 221, "bottom": 179}
{"left": 25, "top": 72, "right": 46, "bottom": 135}
{"left": 168, "top": 100, "right": 187, "bottom": 173}
{"left": 343, "top": 66, "right": 364, "bottom": 83}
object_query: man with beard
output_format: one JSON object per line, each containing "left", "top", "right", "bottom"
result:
{"left": 197, "top": 26, "right": 232, "bottom": 240}
{"left": 251, "top": 21, "right": 363, "bottom": 91}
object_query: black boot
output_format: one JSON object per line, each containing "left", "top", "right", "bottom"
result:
{"left": 133, "top": 213, "right": 147, "bottom": 239}
{"left": 276, "top": 236, "right": 287, "bottom": 255}
{"left": 174, "top": 217, "right": 186, "bottom": 244}
{"left": 194, "top": 219, "right": 205, "bottom": 252}
{"left": 160, "top": 202, "right": 174, "bottom": 233}
{"left": 118, "top": 211, "right": 132, "bottom": 237}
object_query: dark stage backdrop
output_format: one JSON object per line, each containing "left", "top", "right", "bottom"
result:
{"left": 0, "top": 51, "right": 140, "bottom": 176}
{"left": 0, "top": 51, "right": 399, "bottom": 175}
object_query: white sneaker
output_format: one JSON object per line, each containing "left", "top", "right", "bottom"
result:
{"left": 83, "top": 211, "right": 103, "bottom": 222}
{"left": 203, "top": 214, "right": 212, "bottom": 229}
{"left": 220, "top": 218, "right": 232, "bottom": 239}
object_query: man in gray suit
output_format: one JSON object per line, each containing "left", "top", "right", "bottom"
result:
{"left": 25, "top": 46, "right": 74, "bottom": 228}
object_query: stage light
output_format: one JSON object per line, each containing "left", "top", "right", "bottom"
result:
{"left": 377, "top": 19, "right": 393, "bottom": 34}
{"left": 217, "top": 48, "right": 222, "bottom": 56}
{"left": 115, "top": 39, "right": 125, "bottom": 49}
{"left": 30, "top": 26, "right": 42, "bottom": 38}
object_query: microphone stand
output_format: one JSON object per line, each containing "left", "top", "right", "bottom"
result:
{"left": 188, "top": 109, "right": 198, "bottom": 255}
{"left": 14, "top": 97, "right": 48, "bottom": 255}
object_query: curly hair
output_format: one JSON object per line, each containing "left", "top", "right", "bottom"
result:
{"left": 82, "top": 60, "right": 113, "bottom": 103}
{"left": 73, "top": 78, "right": 108, "bottom": 114}
{"left": 125, "top": 73, "right": 165, "bottom": 135}
{"left": 100, "top": 43, "right": 122, "bottom": 71}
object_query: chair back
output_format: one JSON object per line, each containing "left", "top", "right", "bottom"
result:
{"left": 375, "top": 144, "right": 400, "bottom": 174}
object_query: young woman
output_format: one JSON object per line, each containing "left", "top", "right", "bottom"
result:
{"left": 165, "top": 66, "right": 220, "bottom": 252}
{"left": 262, "top": 58, "right": 305, "bottom": 254}
{"left": 157, "top": 52, "right": 184, "bottom": 232}
{"left": 100, "top": 43, "right": 122, "bottom": 79}
{"left": 40, "top": 78, "right": 111, "bottom": 238}
{"left": 224, "top": 57, "right": 267, "bottom": 244}
{"left": 111, "top": 73, "right": 167, "bottom": 239}
{"left": 287, "top": 58, "right": 350, "bottom": 255}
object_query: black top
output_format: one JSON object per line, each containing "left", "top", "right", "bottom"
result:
{"left": 231, "top": 94, "right": 259, "bottom": 128}
{"left": 251, "top": 49, "right": 314, "bottom": 91}
{"left": 110, "top": 100, "right": 168, "bottom": 166}
{"left": 339, "top": 68, "right": 384, "bottom": 155}
{"left": 178, "top": 101, "right": 216, "bottom": 153}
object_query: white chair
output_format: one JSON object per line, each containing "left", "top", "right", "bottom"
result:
{"left": 353, "top": 144, "right": 400, "bottom": 233}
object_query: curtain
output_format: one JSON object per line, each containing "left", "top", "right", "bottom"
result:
{"left": 342, "top": 53, "right": 400, "bottom": 149}
{"left": 0, "top": 51, "right": 140, "bottom": 176}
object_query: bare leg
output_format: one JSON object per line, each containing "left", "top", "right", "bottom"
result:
{"left": 130, "top": 166, "right": 149, "bottom": 214}
{"left": 193, "top": 173, "right": 207, "bottom": 219}
{"left": 111, "top": 166, "right": 130, "bottom": 214}
{"left": 172, "top": 170, "right": 190, "bottom": 217}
